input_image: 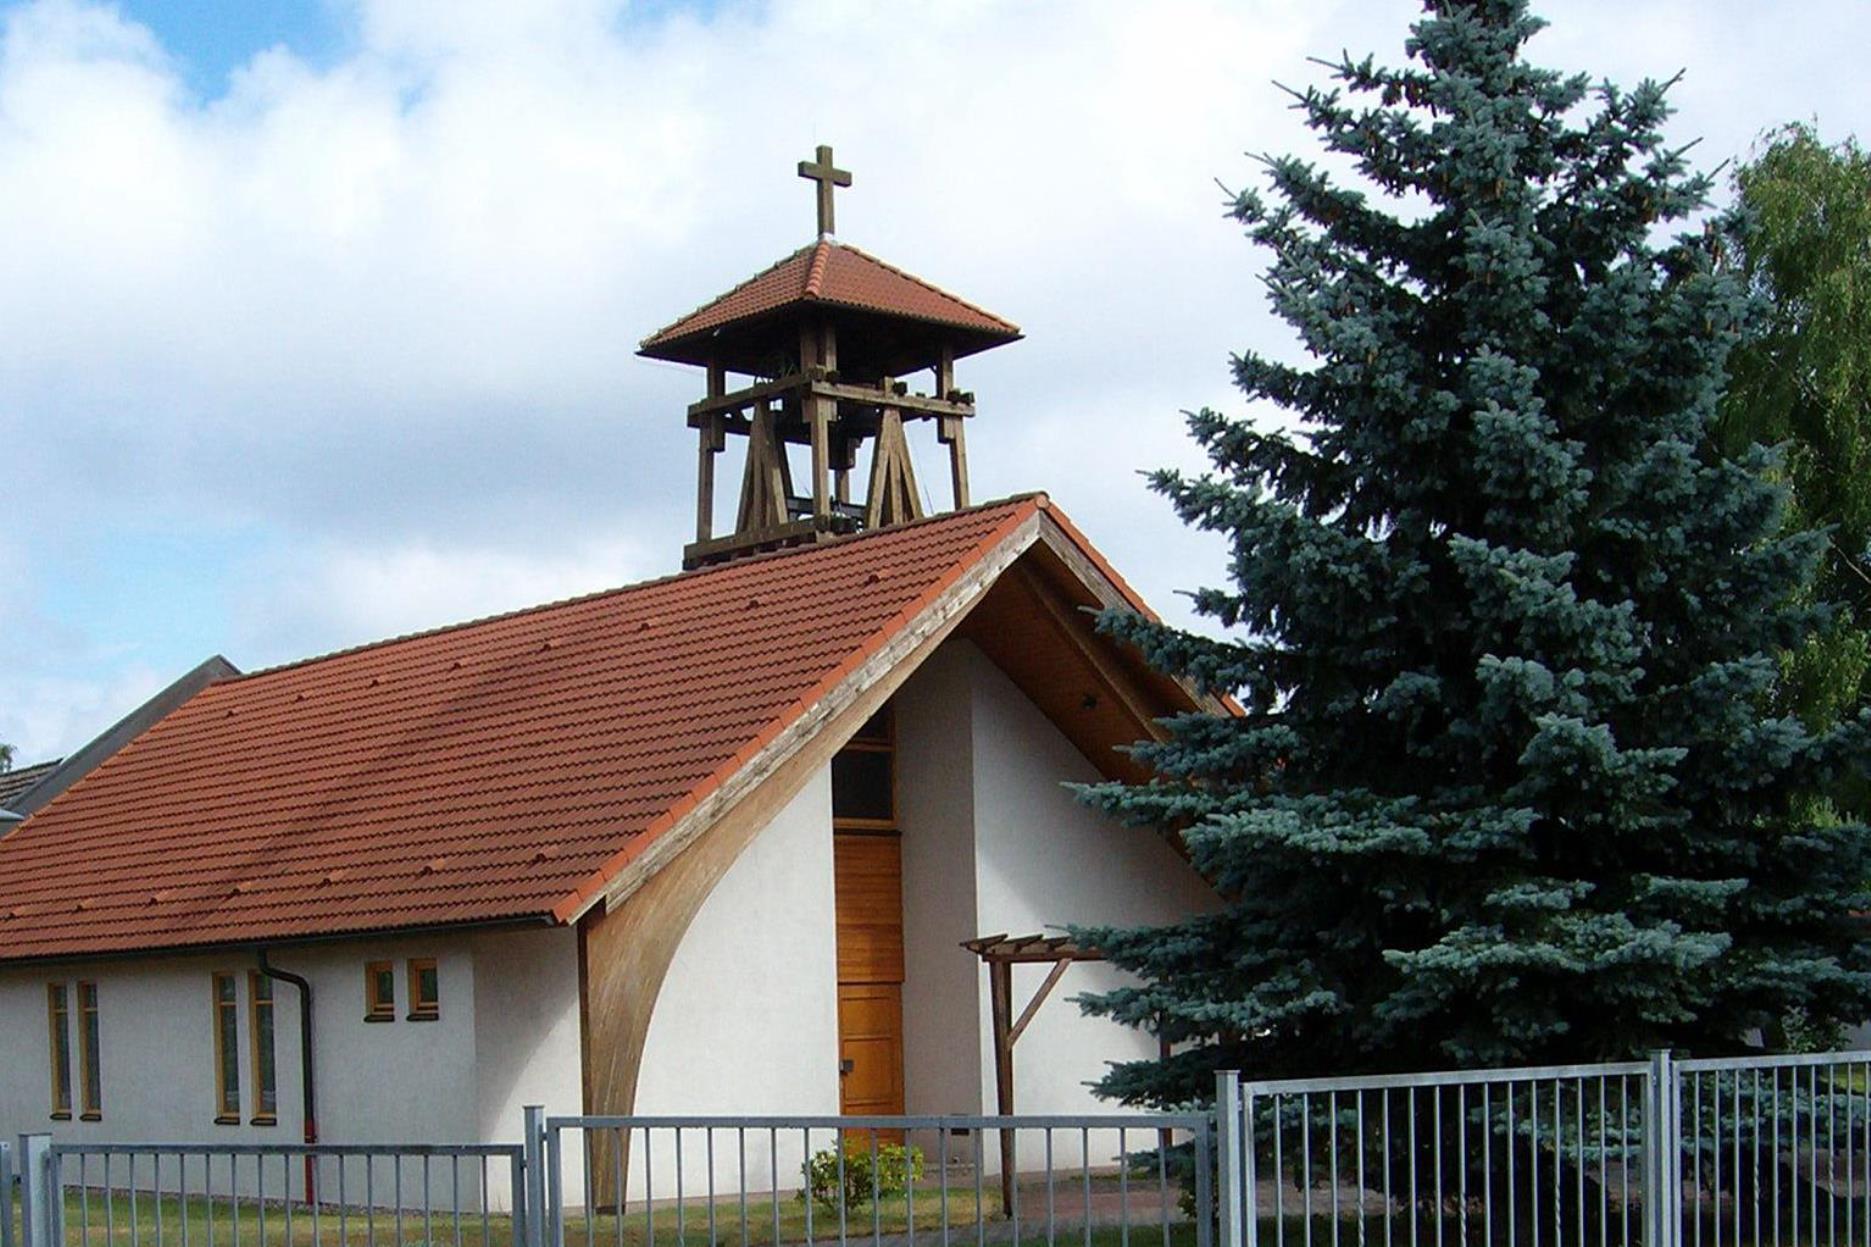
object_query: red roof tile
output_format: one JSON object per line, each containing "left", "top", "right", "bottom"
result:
{"left": 0, "top": 499, "right": 1047, "bottom": 961}
{"left": 639, "top": 239, "right": 1020, "bottom": 358}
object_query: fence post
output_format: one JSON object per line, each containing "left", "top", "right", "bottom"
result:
{"left": 523, "top": 1106, "right": 547, "bottom": 1247}
{"left": 1, "top": 1139, "right": 14, "bottom": 1247}
{"left": 16, "top": 1135, "right": 55, "bottom": 1247}
{"left": 546, "top": 1114, "right": 565, "bottom": 1247}
{"left": 1645, "top": 1050, "right": 1678, "bottom": 1247}
{"left": 1194, "top": 1109, "right": 1215, "bottom": 1247}
{"left": 1216, "top": 1071, "right": 1245, "bottom": 1247}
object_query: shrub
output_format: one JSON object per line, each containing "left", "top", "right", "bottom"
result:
{"left": 799, "top": 1140, "right": 924, "bottom": 1212}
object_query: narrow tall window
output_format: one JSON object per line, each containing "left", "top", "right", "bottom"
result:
{"left": 365, "top": 961, "right": 395, "bottom": 1021}
{"left": 77, "top": 982, "right": 102, "bottom": 1119}
{"left": 248, "top": 972, "right": 277, "bottom": 1125}
{"left": 47, "top": 984, "right": 72, "bottom": 1119}
{"left": 212, "top": 973, "right": 241, "bottom": 1123}
{"left": 407, "top": 958, "right": 440, "bottom": 1021}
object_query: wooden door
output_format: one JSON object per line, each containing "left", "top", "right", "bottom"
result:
{"left": 834, "top": 832, "right": 905, "bottom": 1116}
{"left": 836, "top": 983, "right": 904, "bottom": 1116}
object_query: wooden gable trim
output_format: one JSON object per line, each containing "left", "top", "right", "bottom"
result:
{"left": 578, "top": 515, "right": 1037, "bottom": 1136}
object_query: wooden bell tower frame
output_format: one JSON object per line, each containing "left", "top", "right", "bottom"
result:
{"left": 648, "top": 145, "right": 1014, "bottom": 571}
{"left": 686, "top": 334, "right": 975, "bottom": 568}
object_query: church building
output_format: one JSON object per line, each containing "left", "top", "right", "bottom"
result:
{"left": 0, "top": 148, "right": 1220, "bottom": 1204}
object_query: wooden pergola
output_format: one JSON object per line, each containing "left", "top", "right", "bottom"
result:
{"left": 962, "top": 933, "right": 1105, "bottom": 1216}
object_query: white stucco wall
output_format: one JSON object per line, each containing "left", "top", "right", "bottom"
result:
{"left": 895, "top": 638, "right": 1217, "bottom": 1170}
{"left": 0, "top": 926, "right": 578, "bottom": 1209}
{"left": 631, "top": 765, "right": 840, "bottom": 1199}
{"left": 896, "top": 643, "right": 984, "bottom": 1121}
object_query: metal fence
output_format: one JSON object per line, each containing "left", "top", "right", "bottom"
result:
{"left": 1218, "top": 1049, "right": 1871, "bottom": 1247}
{"left": 545, "top": 1113, "right": 1214, "bottom": 1247}
{"left": 1673, "top": 1051, "right": 1871, "bottom": 1247}
{"left": 21, "top": 1138, "right": 527, "bottom": 1247}
{"left": 17, "top": 1051, "right": 1871, "bottom": 1247}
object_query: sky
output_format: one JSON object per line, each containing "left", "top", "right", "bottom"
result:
{"left": 2, "top": 0, "right": 1867, "bottom": 764}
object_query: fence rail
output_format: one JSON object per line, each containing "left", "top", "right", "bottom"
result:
{"left": 545, "top": 1112, "right": 1213, "bottom": 1247}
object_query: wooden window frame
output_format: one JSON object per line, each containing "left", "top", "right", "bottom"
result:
{"left": 77, "top": 981, "right": 102, "bottom": 1120}
{"left": 47, "top": 983, "right": 72, "bottom": 1120}
{"left": 407, "top": 958, "right": 440, "bottom": 1022}
{"left": 365, "top": 960, "right": 396, "bottom": 1022}
{"left": 832, "top": 706, "right": 898, "bottom": 834}
{"left": 248, "top": 972, "right": 277, "bottom": 1126}
{"left": 211, "top": 973, "right": 241, "bottom": 1125}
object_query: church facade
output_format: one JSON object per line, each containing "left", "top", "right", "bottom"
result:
{"left": 0, "top": 150, "right": 1221, "bottom": 1206}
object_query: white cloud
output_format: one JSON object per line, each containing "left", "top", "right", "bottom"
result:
{"left": 2, "top": 0, "right": 1867, "bottom": 758}
{"left": 243, "top": 532, "right": 662, "bottom": 664}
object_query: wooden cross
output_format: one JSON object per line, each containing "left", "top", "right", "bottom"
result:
{"left": 797, "top": 144, "right": 852, "bottom": 236}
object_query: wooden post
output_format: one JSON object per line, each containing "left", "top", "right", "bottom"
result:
{"left": 809, "top": 396, "right": 833, "bottom": 519}
{"left": 697, "top": 416, "right": 724, "bottom": 542}
{"left": 989, "top": 959, "right": 1017, "bottom": 1218}
{"left": 835, "top": 437, "right": 855, "bottom": 506}
{"left": 697, "top": 364, "right": 728, "bottom": 541}
{"left": 938, "top": 415, "right": 970, "bottom": 509}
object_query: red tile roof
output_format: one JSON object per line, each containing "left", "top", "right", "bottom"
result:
{"left": 639, "top": 239, "right": 1020, "bottom": 358}
{"left": 0, "top": 498, "right": 1049, "bottom": 962}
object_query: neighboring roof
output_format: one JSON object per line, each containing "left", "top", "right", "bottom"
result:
{"left": 0, "top": 498, "right": 1078, "bottom": 962}
{"left": 639, "top": 239, "right": 1021, "bottom": 366}
{"left": 0, "top": 761, "right": 61, "bottom": 809}
{"left": 0, "top": 656, "right": 240, "bottom": 823}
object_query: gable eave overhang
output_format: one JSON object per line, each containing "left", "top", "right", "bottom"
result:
{"left": 552, "top": 496, "right": 1226, "bottom": 925}
{"left": 550, "top": 498, "right": 1050, "bottom": 923}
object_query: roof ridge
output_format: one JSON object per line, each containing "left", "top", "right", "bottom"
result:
{"left": 803, "top": 238, "right": 832, "bottom": 298}
{"left": 638, "top": 240, "right": 819, "bottom": 350}
{"left": 829, "top": 241, "right": 1021, "bottom": 334}
{"left": 227, "top": 494, "right": 1052, "bottom": 685}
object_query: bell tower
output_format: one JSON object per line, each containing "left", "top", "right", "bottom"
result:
{"left": 640, "top": 145, "right": 1022, "bottom": 570}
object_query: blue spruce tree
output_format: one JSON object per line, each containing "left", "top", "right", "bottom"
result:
{"left": 1077, "top": 0, "right": 1871, "bottom": 1102}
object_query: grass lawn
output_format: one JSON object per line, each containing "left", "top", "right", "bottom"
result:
{"left": 7, "top": 1187, "right": 1201, "bottom": 1247}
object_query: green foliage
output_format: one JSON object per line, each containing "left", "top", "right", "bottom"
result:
{"left": 1717, "top": 126, "right": 1871, "bottom": 749}
{"left": 798, "top": 1142, "right": 923, "bottom": 1213}
{"left": 0, "top": 742, "right": 11, "bottom": 772}
{"left": 1073, "top": 0, "right": 1871, "bottom": 1108}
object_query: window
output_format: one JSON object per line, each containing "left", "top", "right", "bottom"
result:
{"left": 832, "top": 706, "right": 896, "bottom": 828}
{"left": 365, "top": 961, "right": 395, "bottom": 1021}
{"left": 248, "top": 973, "right": 277, "bottom": 1125}
{"left": 77, "top": 982, "right": 101, "bottom": 1120}
{"left": 407, "top": 958, "right": 439, "bottom": 1021}
{"left": 212, "top": 973, "right": 241, "bottom": 1123}
{"left": 47, "top": 984, "right": 72, "bottom": 1119}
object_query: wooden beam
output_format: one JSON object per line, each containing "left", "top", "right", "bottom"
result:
{"left": 688, "top": 376, "right": 976, "bottom": 426}
{"left": 1006, "top": 957, "right": 1074, "bottom": 1047}
{"left": 1012, "top": 562, "right": 1170, "bottom": 743}
{"left": 1032, "top": 519, "right": 1229, "bottom": 719}
{"left": 812, "top": 380, "right": 971, "bottom": 420}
